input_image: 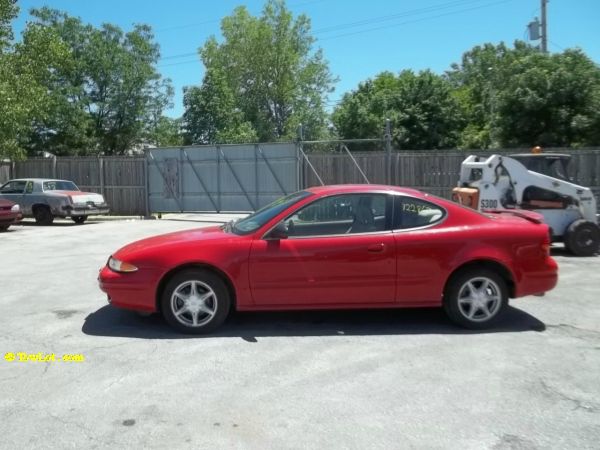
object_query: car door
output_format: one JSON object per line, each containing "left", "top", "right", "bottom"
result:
{"left": 20, "top": 180, "right": 35, "bottom": 215}
{"left": 391, "top": 195, "right": 451, "bottom": 305}
{"left": 248, "top": 193, "right": 397, "bottom": 306}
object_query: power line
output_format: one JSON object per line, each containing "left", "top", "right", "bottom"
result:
{"left": 160, "top": 51, "right": 197, "bottom": 61}
{"left": 318, "top": 0, "right": 514, "bottom": 41}
{"left": 159, "top": 59, "right": 200, "bottom": 68}
{"left": 157, "top": 0, "right": 509, "bottom": 61}
{"left": 157, "top": 0, "right": 514, "bottom": 63}
{"left": 314, "top": 0, "right": 489, "bottom": 34}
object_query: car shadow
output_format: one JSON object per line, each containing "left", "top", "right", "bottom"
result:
{"left": 82, "top": 305, "right": 546, "bottom": 341}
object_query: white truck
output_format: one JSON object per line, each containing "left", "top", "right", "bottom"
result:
{"left": 453, "top": 153, "right": 599, "bottom": 256}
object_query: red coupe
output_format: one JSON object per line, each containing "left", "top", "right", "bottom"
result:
{"left": 99, "top": 185, "right": 558, "bottom": 333}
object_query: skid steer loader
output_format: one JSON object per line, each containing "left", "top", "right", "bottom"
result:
{"left": 453, "top": 151, "right": 600, "bottom": 256}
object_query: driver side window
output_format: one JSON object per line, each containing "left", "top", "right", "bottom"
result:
{"left": 0, "top": 180, "right": 26, "bottom": 194}
{"left": 286, "top": 194, "right": 389, "bottom": 237}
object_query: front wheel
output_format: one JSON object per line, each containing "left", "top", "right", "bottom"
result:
{"left": 160, "top": 269, "right": 231, "bottom": 334}
{"left": 33, "top": 205, "right": 54, "bottom": 225}
{"left": 564, "top": 220, "right": 600, "bottom": 256}
{"left": 443, "top": 269, "right": 508, "bottom": 329}
{"left": 0, "top": 224, "right": 9, "bottom": 232}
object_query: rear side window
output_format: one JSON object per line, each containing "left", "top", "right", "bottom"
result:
{"left": 393, "top": 196, "right": 445, "bottom": 230}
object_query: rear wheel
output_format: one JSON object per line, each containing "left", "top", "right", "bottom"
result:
{"left": 160, "top": 269, "right": 231, "bottom": 334}
{"left": 33, "top": 205, "right": 54, "bottom": 225}
{"left": 443, "top": 269, "right": 508, "bottom": 329}
{"left": 564, "top": 220, "right": 600, "bottom": 256}
{"left": 0, "top": 224, "right": 9, "bottom": 232}
{"left": 72, "top": 216, "right": 87, "bottom": 224}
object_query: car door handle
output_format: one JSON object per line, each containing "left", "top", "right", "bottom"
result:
{"left": 367, "top": 243, "right": 385, "bottom": 253}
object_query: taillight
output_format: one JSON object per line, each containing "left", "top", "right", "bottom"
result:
{"left": 541, "top": 243, "right": 551, "bottom": 256}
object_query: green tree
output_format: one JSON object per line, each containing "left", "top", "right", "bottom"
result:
{"left": 147, "top": 116, "right": 184, "bottom": 147}
{"left": 332, "top": 70, "right": 464, "bottom": 150}
{"left": 448, "top": 41, "right": 600, "bottom": 148}
{"left": 183, "top": 68, "right": 257, "bottom": 144}
{"left": 22, "top": 8, "right": 173, "bottom": 155}
{"left": 0, "top": 1, "right": 71, "bottom": 160}
{"left": 0, "top": 0, "right": 17, "bottom": 50}
{"left": 494, "top": 49, "right": 600, "bottom": 147}
{"left": 183, "top": 0, "right": 335, "bottom": 144}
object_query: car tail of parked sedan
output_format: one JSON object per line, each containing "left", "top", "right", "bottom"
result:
{"left": 0, "top": 199, "right": 22, "bottom": 231}
{"left": 98, "top": 185, "right": 558, "bottom": 334}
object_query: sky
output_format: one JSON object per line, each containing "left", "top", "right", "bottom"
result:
{"left": 13, "top": 0, "right": 600, "bottom": 118}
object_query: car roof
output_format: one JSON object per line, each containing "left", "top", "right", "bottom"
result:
{"left": 305, "top": 184, "right": 427, "bottom": 197}
{"left": 5, "top": 178, "right": 73, "bottom": 183}
{"left": 510, "top": 153, "right": 571, "bottom": 160}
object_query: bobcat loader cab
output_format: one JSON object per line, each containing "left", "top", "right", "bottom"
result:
{"left": 453, "top": 150, "right": 600, "bottom": 256}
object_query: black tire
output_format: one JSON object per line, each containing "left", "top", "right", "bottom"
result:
{"left": 33, "top": 205, "right": 54, "bottom": 225}
{"left": 443, "top": 269, "right": 508, "bottom": 329}
{"left": 72, "top": 216, "right": 87, "bottom": 224}
{"left": 0, "top": 224, "right": 9, "bottom": 232}
{"left": 564, "top": 220, "right": 600, "bottom": 257}
{"left": 160, "top": 269, "right": 231, "bottom": 334}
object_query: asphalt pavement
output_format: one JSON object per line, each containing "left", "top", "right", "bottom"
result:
{"left": 0, "top": 217, "right": 599, "bottom": 449}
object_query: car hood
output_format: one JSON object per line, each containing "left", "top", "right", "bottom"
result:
{"left": 113, "top": 225, "right": 233, "bottom": 259}
{"left": 0, "top": 198, "right": 16, "bottom": 207}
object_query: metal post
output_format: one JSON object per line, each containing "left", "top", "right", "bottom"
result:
{"left": 217, "top": 145, "right": 221, "bottom": 212}
{"left": 52, "top": 155, "right": 57, "bottom": 179}
{"left": 179, "top": 147, "right": 184, "bottom": 212}
{"left": 541, "top": 0, "right": 548, "bottom": 53}
{"left": 385, "top": 119, "right": 392, "bottom": 185}
{"left": 297, "top": 124, "right": 304, "bottom": 189}
{"left": 143, "top": 148, "right": 151, "bottom": 218}
{"left": 255, "top": 144, "right": 259, "bottom": 208}
{"left": 99, "top": 156, "right": 105, "bottom": 198}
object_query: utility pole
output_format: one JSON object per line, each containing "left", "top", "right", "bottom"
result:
{"left": 541, "top": 0, "right": 548, "bottom": 53}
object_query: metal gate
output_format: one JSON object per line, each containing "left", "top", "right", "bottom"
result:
{"left": 147, "top": 143, "right": 299, "bottom": 213}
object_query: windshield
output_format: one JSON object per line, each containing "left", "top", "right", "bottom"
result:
{"left": 230, "top": 190, "right": 313, "bottom": 235}
{"left": 43, "top": 180, "right": 80, "bottom": 191}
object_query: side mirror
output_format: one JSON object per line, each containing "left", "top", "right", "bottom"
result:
{"left": 266, "top": 221, "right": 288, "bottom": 240}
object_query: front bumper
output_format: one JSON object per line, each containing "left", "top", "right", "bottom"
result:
{"left": 68, "top": 204, "right": 110, "bottom": 216}
{"left": 98, "top": 265, "right": 161, "bottom": 312}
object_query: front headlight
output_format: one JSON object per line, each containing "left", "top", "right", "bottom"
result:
{"left": 10, "top": 204, "right": 20, "bottom": 212}
{"left": 108, "top": 256, "right": 138, "bottom": 273}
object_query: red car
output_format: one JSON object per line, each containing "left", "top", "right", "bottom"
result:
{"left": 99, "top": 185, "right": 558, "bottom": 333}
{"left": 0, "top": 198, "right": 22, "bottom": 231}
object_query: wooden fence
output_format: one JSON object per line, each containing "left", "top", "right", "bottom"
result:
{"left": 302, "top": 148, "right": 600, "bottom": 203}
{"left": 2, "top": 148, "right": 600, "bottom": 215}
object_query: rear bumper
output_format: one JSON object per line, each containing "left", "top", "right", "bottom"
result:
{"left": 514, "top": 256, "right": 558, "bottom": 297}
{"left": 0, "top": 212, "right": 22, "bottom": 225}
